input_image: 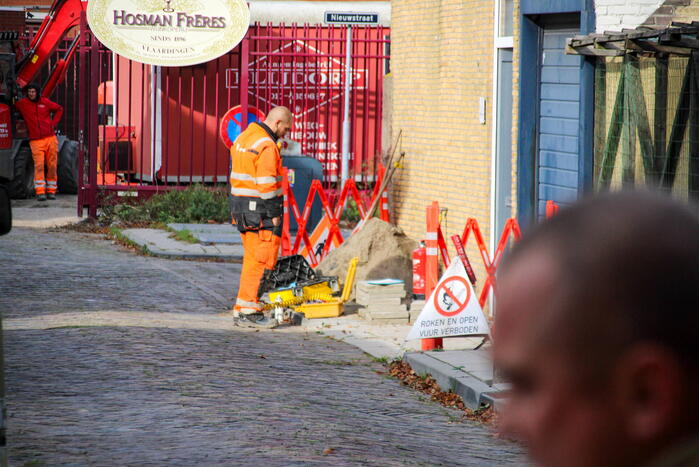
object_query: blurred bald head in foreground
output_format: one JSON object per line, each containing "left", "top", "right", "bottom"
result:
{"left": 494, "top": 191, "right": 699, "bottom": 467}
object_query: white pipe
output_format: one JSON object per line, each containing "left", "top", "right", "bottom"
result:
{"left": 341, "top": 25, "right": 352, "bottom": 183}
{"left": 150, "top": 65, "right": 162, "bottom": 181}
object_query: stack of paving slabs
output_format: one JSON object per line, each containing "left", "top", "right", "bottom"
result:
{"left": 409, "top": 299, "right": 426, "bottom": 323}
{"left": 356, "top": 279, "right": 409, "bottom": 324}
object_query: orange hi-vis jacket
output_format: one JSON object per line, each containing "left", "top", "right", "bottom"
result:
{"left": 229, "top": 122, "right": 284, "bottom": 232}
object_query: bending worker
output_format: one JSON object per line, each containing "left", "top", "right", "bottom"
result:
{"left": 15, "top": 84, "right": 63, "bottom": 201}
{"left": 230, "top": 106, "right": 293, "bottom": 328}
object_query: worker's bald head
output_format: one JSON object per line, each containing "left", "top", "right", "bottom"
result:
{"left": 266, "top": 106, "right": 292, "bottom": 123}
{"left": 264, "top": 106, "right": 294, "bottom": 139}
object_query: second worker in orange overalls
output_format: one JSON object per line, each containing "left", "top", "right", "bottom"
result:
{"left": 15, "top": 84, "right": 63, "bottom": 201}
{"left": 230, "top": 106, "right": 293, "bottom": 328}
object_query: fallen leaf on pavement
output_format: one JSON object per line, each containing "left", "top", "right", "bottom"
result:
{"left": 387, "top": 361, "right": 497, "bottom": 427}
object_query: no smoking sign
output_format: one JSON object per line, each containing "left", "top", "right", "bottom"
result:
{"left": 434, "top": 276, "right": 471, "bottom": 317}
{"left": 407, "top": 258, "right": 491, "bottom": 341}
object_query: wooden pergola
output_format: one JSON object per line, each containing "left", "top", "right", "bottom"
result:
{"left": 566, "top": 22, "right": 699, "bottom": 57}
{"left": 564, "top": 23, "right": 699, "bottom": 198}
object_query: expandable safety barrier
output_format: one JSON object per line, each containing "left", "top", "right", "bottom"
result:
{"left": 73, "top": 14, "right": 389, "bottom": 217}
{"left": 280, "top": 165, "right": 387, "bottom": 267}
{"left": 421, "top": 200, "right": 560, "bottom": 350}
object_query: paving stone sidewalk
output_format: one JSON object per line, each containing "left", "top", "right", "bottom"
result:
{"left": 120, "top": 228, "right": 244, "bottom": 260}
{"left": 0, "top": 228, "right": 525, "bottom": 466}
{"left": 107, "top": 220, "right": 507, "bottom": 410}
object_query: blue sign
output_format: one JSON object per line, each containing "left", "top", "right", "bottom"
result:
{"left": 219, "top": 105, "right": 266, "bottom": 148}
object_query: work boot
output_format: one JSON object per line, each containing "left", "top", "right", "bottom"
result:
{"left": 36, "top": 194, "right": 47, "bottom": 202}
{"left": 235, "top": 312, "right": 279, "bottom": 329}
{"left": 47, "top": 193, "right": 56, "bottom": 200}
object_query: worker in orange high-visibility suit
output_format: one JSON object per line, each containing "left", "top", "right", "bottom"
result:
{"left": 15, "top": 84, "right": 63, "bottom": 201}
{"left": 230, "top": 106, "right": 293, "bottom": 328}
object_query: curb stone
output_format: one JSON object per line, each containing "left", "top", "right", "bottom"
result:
{"left": 404, "top": 352, "right": 507, "bottom": 410}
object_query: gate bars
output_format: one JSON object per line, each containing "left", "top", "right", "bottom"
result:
{"left": 76, "top": 14, "right": 389, "bottom": 217}
{"left": 242, "top": 23, "right": 389, "bottom": 183}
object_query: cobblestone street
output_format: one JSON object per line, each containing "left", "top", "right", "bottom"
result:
{"left": 0, "top": 228, "right": 524, "bottom": 466}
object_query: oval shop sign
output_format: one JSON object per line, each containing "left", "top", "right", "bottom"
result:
{"left": 87, "top": 0, "right": 250, "bottom": 67}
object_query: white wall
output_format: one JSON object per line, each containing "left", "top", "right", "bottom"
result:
{"left": 248, "top": 1, "right": 391, "bottom": 26}
{"left": 594, "top": 0, "right": 664, "bottom": 33}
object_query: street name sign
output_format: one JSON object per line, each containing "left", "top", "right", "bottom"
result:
{"left": 407, "top": 257, "right": 491, "bottom": 340}
{"left": 324, "top": 12, "right": 379, "bottom": 25}
{"left": 87, "top": 0, "right": 250, "bottom": 67}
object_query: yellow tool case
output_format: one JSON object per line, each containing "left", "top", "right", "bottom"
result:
{"left": 297, "top": 257, "right": 358, "bottom": 319}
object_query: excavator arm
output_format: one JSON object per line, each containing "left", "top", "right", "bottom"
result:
{"left": 16, "top": 0, "right": 86, "bottom": 90}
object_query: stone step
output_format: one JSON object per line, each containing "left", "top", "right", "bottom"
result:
{"left": 356, "top": 296, "right": 404, "bottom": 306}
{"left": 365, "top": 310, "right": 410, "bottom": 319}
{"left": 366, "top": 316, "right": 409, "bottom": 325}
{"left": 366, "top": 303, "right": 408, "bottom": 313}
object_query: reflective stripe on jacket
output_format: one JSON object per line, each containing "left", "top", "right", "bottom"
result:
{"left": 230, "top": 124, "right": 283, "bottom": 200}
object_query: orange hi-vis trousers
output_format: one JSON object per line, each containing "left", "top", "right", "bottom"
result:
{"left": 29, "top": 135, "right": 58, "bottom": 195}
{"left": 234, "top": 229, "right": 281, "bottom": 315}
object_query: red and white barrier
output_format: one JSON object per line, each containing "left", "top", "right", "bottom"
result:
{"left": 419, "top": 200, "right": 562, "bottom": 350}
{"left": 281, "top": 165, "right": 388, "bottom": 267}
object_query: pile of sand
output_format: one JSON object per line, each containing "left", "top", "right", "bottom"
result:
{"left": 316, "top": 218, "right": 418, "bottom": 297}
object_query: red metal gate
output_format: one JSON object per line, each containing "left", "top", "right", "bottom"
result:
{"left": 77, "top": 15, "right": 389, "bottom": 217}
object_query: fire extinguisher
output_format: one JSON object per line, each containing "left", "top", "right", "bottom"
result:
{"left": 412, "top": 241, "right": 426, "bottom": 299}
{"left": 0, "top": 103, "right": 12, "bottom": 150}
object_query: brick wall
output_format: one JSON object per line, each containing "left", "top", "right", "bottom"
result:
{"left": 593, "top": 0, "right": 699, "bottom": 31}
{"left": 390, "top": 0, "right": 496, "bottom": 272}
{"left": 0, "top": 10, "right": 26, "bottom": 34}
{"left": 594, "top": 0, "right": 665, "bottom": 32}
{"left": 659, "top": 0, "right": 699, "bottom": 25}
{"left": 511, "top": 1, "right": 520, "bottom": 220}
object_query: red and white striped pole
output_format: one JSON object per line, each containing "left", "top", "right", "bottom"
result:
{"left": 422, "top": 201, "right": 443, "bottom": 350}
{"left": 379, "top": 189, "right": 390, "bottom": 222}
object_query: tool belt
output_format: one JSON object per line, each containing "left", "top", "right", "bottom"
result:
{"left": 231, "top": 195, "right": 283, "bottom": 236}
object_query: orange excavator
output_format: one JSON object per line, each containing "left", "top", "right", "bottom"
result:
{"left": 0, "top": 0, "right": 85, "bottom": 198}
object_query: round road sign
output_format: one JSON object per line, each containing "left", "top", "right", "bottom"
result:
{"left": 219, "top": 105, "right": 266, "bottom": 148}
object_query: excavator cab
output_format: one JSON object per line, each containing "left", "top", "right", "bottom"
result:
{"left": 0, "top": 32, "right": 29, "bottom": 197}
{"left": 0, "top": 33, "right": 20, "bottom": 139}
{"left": 0, "top": 51, "right": 16, "bottom": 104}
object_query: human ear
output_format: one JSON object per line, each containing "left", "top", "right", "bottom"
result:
{"left": 615, "top": 344, "right": 684, "bottom": 441}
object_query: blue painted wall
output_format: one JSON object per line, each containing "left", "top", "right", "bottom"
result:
{"left": 517, "top": 0, "right": 595, "bottom": 227}
{"left": 537, "top": 30, "right": 582, "bottom": 216}
{"left": 521, "top": 0, "right": 583, "bottom": 15}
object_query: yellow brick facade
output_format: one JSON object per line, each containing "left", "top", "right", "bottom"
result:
{"left": 390, "top": 0, "right": 519, "bottom": 289}
{"left": 670, "top": 0, "right": 699, "bottom": 21}
{"left": 510, "top": 0, "right": 521, "bottom": 222}
{"left": 390, "top": 0, "right": 494, "bottom": 238}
